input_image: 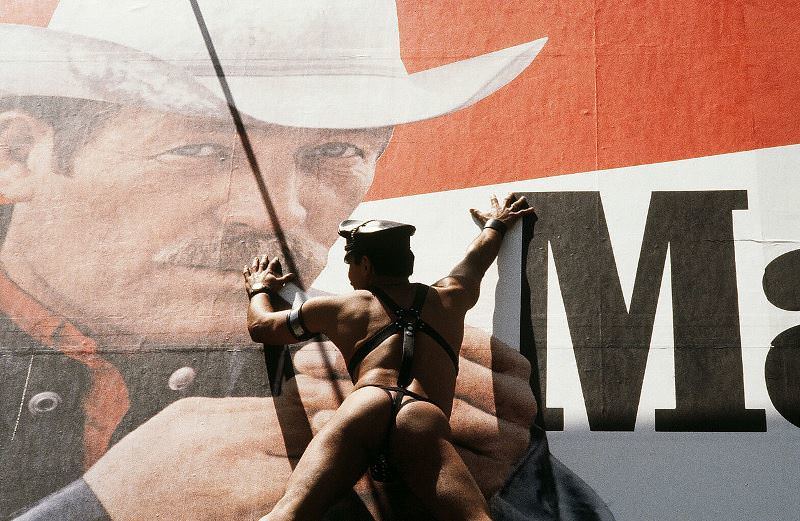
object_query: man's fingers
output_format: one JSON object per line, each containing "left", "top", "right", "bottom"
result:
{"left": 267, "top": 257, "right": 282, "bottom": 274}
{"left": 509, "top": 196, "right": 528, "bottom": 210}
{"left": 260, "top": 254, "right": 269, "bottom": 269}
{"left": 276, "top": 272, "right": 295, "bottom": 284}
{"left": 455, "top": 356, "right": 536, "bottom": 426}
{"left": 490, "top": 193, "right": 499, "bottom": 210}
{"left": 470, "top": 208, "right": 487, "bottom": 227}
{"left": 511, "top": 207, "right": 537, "bottom": 220}
{"left": 502, "top": 193, "right": 516, "bottom": 209}
{"left": 459, "top": 327, "right": 531, "bottom": 380}
{"left": 282, "top": 373, "right": 349, "bottom": 414}
{"left": 450, "top": 398, "right": 531, "bottom": 464}
{"left": 251, "top": 256, "right": 260, "bottom": 271}
{"left": 457, "top": 449, "right": 511, "bottom": 497}
{"left": 510, "top": 197, "right": 533, "bottom": 212}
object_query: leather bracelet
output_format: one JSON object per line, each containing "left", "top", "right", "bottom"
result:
{"left": 483, "top": 218, "right": 507, "bottom": 237}
{"left": 247, "top": 284, "right": 272, "bottom": 300}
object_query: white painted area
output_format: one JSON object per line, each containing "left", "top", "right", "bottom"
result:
{"left": 544, "top": 242, "right": 590, "bottom": 430}
{"left": 492, "top": 225, "right": 523, "bottom": 349}
{"left": 634, "top": 246, "right": 677, "bottom": 430}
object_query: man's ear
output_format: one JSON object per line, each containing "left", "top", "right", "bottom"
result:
{"left": 359, "top": 255, "right": 373, "bottom": 275}
{"left": 0, "top": 111, "right": 55, "bottom": 202}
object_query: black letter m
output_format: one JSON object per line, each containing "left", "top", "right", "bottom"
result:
{"left": 519, "top": 191, "right": 765, "bottom": 432}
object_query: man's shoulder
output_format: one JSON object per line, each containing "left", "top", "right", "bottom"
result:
{"left": 431, "top": 274, "right": 470, "bottom": 290}
{"left": 337, "top": 289, "right": 374, "bottom": 314}
{"left": 307, "top": 289, "right": 371, "bottom": 306}
{"left": 303, "top": 290, "right": 371, "bottom": 320}
{"left": 428, "top": 276, "right": 478, "bottom": 313}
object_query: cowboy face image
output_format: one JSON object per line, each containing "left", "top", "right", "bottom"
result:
{"left": 0, "top": 100, "right": 390, "bottom": 344}
{"left": 0, "top": 0, "right": 543, "bottom": 344}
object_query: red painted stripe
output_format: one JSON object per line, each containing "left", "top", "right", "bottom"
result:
{"left": 0, "top": 0, "right": 58, "bottom": 26}
{"left": 366, "top": 0, "right": 800, "bottom": 199}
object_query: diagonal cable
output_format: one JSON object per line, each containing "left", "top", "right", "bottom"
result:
{"left": 187, "top": 4, "right": 386, "bottom": 517}
{"left": 187, "top": 0, "right": 302, "bottom": 288}
{"left": 187, "top": 0, "right": 307, "bottom": 456}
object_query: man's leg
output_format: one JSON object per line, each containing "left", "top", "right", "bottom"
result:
{"left": 392, "top": 401, "right": 492, "bottom": 521}
{"left": 263, "top": 386, "right": 392, "bottom": 521}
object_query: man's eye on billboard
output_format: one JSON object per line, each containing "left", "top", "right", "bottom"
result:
{"left": 296, "top": 142, "right": 365, "bottom": 166}
{"left": 156, "top": 143, "right": 231, "bottom": 162}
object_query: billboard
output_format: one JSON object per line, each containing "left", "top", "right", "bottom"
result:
{"left": 1, "top": 1, "right": 798, "bottom": 520}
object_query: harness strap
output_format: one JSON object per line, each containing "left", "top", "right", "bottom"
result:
{"left": 347, "top": 321, "right": 402, "bottom": 379}
{"left": 411, "top": 283, "right": 428, "bottom": 311}
{"left": 368, "top": 384, "right": 434, "bottom": 405}
{"left": 399, "top": 285, "right": 425, "bottom": 385}
{"left": 416, "top": 321, "right": 459, "bottom": 370}
{"left": 382, "top": 284, "right": 429, "bottom": 387}
{"left": 347, "top": 283, "right": 458, "bottom": 381}
{"left": 355, "top": 285, "right": 459, "bottom": 483}
{"left": 397, "top": 322, "right": 416, "bottom": 387}
{"left": 367, "top": 284, "right": 403, "bottom": 315}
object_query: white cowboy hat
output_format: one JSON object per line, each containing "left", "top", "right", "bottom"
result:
{"left": 0, "top": 0, "right": 546, "bottom": 129}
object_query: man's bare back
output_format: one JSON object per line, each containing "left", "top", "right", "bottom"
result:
{"left": 310, "top": 285, "right": 466, "bottom": 412}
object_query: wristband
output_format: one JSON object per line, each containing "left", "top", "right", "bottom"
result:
{"left": 483, "top": 218, "right": 507, "bottom": 237}
{"left": 247, "top": 283, "right": 272, "bottom": 299}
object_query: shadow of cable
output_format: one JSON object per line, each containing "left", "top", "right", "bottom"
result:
{"left": 188, "top": 2, "right": 384, "bottom": 517}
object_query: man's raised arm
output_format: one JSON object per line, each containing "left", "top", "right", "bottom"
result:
{"left": 435, "top": 194, "right": 536, "bottom": 310}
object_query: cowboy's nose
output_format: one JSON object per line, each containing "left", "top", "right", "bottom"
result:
{"left": 224, "top": 168, "right": 308, "bottom": 229}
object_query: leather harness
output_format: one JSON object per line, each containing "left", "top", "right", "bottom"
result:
{"left": 348, "top": 283, "right": 459, "bottom": 481}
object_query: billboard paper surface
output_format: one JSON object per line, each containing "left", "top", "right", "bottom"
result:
{"left": 1, "top": 1, "right": 798, "bottom": 520}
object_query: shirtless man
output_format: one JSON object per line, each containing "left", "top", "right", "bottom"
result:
{"left": 244, "top": 193, "right": 535, "bottom": 520}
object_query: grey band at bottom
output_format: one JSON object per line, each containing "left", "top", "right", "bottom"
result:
{"left": 12, "top": 478, "right": 110, "bottom": 521}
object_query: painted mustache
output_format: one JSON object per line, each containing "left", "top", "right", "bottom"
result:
{"left": 152, "top": 223, "right": 328, "bottom": 277}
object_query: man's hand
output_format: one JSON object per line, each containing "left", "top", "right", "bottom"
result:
{"left": 452, "top": 327, "right": 536, "bottom": 495}
{"left": 470, "top": 192, "right": 536, "bottom": 230}
{"left": 83, "top": 396, "right": 299, "bottom": 521}
{"left": 243, "top": 254, "right": 294, "bottom": 298}
{"left": 83, "top": 330, "right": 535, "bottom": 520}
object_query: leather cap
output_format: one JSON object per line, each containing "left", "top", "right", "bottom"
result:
{"left": 338, "top": 219, "right": 415, "bottom": 260}
{"left": 338, "top": 219, "right": 416, "bottom": 239}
